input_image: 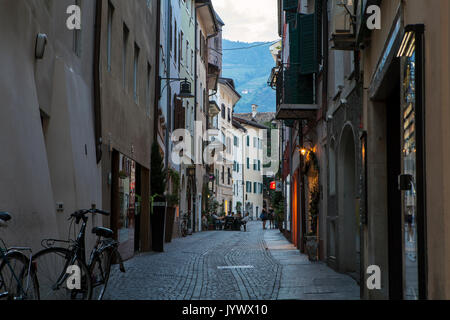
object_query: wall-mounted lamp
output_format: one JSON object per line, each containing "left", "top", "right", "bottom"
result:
{"left": 35, "top": 33, "right": 48, "bottom": 59}
{"left": 298, "top": 146, "right": 313, "bottom": 157}
{"left": 159, "top": 77, "right": 194, "bottom": 99}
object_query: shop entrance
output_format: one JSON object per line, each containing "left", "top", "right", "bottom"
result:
{"left": 337, "top": 125, "right": 358, "bottom": 275}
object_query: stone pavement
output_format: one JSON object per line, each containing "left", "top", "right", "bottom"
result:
{"left": 104, "top": 221, "right": 360, "bottom": 300}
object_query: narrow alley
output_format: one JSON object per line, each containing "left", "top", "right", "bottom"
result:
{"left": 105, "top": 222, "right": 359, "bottom": 300}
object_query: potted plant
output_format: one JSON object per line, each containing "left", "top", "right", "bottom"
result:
{"left": 305, "top": 185, "right": 320, "bottom": 261}
{"left": 150, "top": 142, "right": 166, "bottom": 252}
{"left": 165, "top": 168, "right": 180, "bottom": 243}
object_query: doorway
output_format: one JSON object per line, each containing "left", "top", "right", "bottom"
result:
{"left": 337, "top": 125, "right": 358, "bottom": 275}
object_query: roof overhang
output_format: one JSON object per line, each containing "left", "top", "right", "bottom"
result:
{"left": 196, "top": 1, "right": 218, "bottom": 37}
{"left": 276, "top": 104, "right": 319, "bottom": 120}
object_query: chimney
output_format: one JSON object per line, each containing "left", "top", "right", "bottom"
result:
{"left": 252, "top": 104, "right": 258, "bottom": 119}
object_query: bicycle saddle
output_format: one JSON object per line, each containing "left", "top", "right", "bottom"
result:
{"left": 92, "top": 227, "right": 114, "bottom": 239}
{"left": 0, "top": 212, "right": 11, "bottom": 222}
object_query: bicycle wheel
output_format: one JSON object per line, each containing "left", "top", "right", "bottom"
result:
{"left": 0, "top": 251, "right": 39, "bottom": 300}
{"left": 89, "top": 247, "right": 113, "bottom": 300}
{"left": 33, "top": 247, "right": 92, "bottom": 300}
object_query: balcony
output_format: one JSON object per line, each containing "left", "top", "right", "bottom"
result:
{"left": 273, "top": 65, "right": 318, "bottom": 121}
{"left": 331, "top": 0, "right": 356, "bottom": 51}
{"left": 209, "top": 100, "right": 220, "bottom": 118}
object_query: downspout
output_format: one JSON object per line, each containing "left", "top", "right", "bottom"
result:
{"left": 165, "top": 1, "right": 171, "bottom": 170}
{"left": 93, "top": 0, "right": 103, "bottom": 164}
{"left": 154, "top": 0, "right": 161, "bottom": 143}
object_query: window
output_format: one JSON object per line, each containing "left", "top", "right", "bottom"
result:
{"left": 133, "top": 43, "right": 140, "bottom": 103}
{"left": 107, "top": 1, "right": 113, "bottom": 72}
{"left": 247, "top": 136, "right": 250, "bottom": 146}
{"left": 246, "top": 182, "right": 252, "bottom": 193}
{"left": 247, "top": 158, "right": 250, "bottom": 169}
{"left": 253, "top": 160, "right": 257, "bottom": 171}
{"left": 122, "top": 24, "right": 129, "bottom": 90}
{"left": 234, "top": 136, "right": 238, "bottom": 147}
{"left": 258, "top": 160, "right": 261, "bottom": 171}
{"left": 253, "top": 182, "right": 257, "bottom": 194}
{"left": 227, "top": 168, "right": 231, "bottom": 185}
{"left": 221, "top": 104, "right": 226, "bottom": 119}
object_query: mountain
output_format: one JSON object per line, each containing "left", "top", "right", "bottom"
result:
{"left": 222, "top": 39, "right": 276, "bottom": 113}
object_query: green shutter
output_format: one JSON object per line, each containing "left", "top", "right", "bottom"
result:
{"left": 315, "top": 0, "right": 323, "bottom": 65}
{"left": 284, "top": 65, "right": 314, "bottom": 105}
{"left": 299, "top": 13, "right": 318, "bottom": 74}
{"left": 283, "top": 0, "right": 298, "bottom": 11}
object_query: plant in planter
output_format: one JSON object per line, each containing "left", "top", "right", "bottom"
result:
{"left": 150, "top": 142, "right": 166, "bottom": 252}
{"left": 165, "top": 168, "right": 180, "bottom": 242}
{"left": 305, "top": 185, "right": 320, "bottom": 261}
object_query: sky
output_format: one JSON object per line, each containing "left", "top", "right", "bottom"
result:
{"left": 212, "top": 0, "right": 279, "bottom": 43}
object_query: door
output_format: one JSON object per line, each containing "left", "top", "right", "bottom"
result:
{"left": 400, "top": 50, "right": 419, "bottom": 300}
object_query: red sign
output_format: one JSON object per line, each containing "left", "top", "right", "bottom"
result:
{"left": 270, "top": 181, "right": 276, "bottom": 190}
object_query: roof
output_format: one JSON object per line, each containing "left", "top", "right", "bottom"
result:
{"left": 233, "top": 116, "right": 269, "bottom": 130}
{"left": 214, "top": 11, "right": 225, "bottom": 26}
{"left": 232, "top": 120, "right": 247, "bottom": 132}
{"left": 235, "top": 112, "right": 277, "bottom": 124}
{"left": 218, "top": 78, "right": 241, "bottom": 101}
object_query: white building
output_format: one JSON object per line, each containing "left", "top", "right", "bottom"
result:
{"left": 232, "top": 120, "right": 247, "bottom": 214}
{"left": 234, "top": 115, "right": 268, "bottom": 220}
{"left": 210, "top": 78, "right": 241, "bottom": 215}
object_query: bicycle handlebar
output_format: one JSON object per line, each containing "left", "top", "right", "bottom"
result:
{"left": 70, "top": 209, "right": 110, "bottom": 220}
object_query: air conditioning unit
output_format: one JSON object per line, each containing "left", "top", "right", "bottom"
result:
{"left": 331, "top": 0, "right": 356, "bottom": 50}
{"left": 332, "top": 0, "right": 354, "bottom": 34}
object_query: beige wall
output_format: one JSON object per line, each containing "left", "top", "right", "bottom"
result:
{"left": 362, "top": 0, "right": 450, "bottom": 299}
{"left": 0, "top": 0, "right": 102, "bottom": 250}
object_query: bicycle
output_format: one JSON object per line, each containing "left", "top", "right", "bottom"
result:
{"left": 0, "top": 212, "right": 39, "bottom": 300}
{"left": 180, "top": 213, "right": 189, "bottom": 237}
{"left": 32, "top": 208, "right": 125, "bottom": 300}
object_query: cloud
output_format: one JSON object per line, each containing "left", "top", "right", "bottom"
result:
{"left": 212, "top": 0, "right": 279, "bottom": 43}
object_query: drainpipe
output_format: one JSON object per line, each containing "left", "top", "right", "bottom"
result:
{"left": 93, "top": 0, "right": 103, "bottom": 164}
{"left": 153, "top": 0, "right": 161, "bottom": 143}
{"left": 165, "top": 1, "right": 171, "bottom": 170}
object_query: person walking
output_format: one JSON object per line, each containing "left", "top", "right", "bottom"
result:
{"left": 241, "top": 213, "right": 249, "bottom": 232}
{"left": 260, "top": 209, "right": 268, "bottom": 230}
{"left": 268, "top": 208, "right": 274, "bottom": 229}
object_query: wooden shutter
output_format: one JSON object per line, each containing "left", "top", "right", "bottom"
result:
{"left": 299, "top": 13, "right": 318, "bottom": 74}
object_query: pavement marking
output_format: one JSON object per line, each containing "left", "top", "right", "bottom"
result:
{"left": 217, "top": 265, "right": 255, "bottom": 270}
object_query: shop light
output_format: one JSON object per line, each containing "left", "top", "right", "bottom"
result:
{"left": 405, "top": 36, "right": 416, "bottom": 57}
{"left": 397, "top": 31, "right": 413, "bottom": 57}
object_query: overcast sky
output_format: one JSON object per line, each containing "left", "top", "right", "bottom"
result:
{"left": 212, "top": 0, "right": 279, "bottom": 43}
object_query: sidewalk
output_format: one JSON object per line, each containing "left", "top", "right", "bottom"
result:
{"left": 264, "top": 229, "right": 360, "bottom": 300}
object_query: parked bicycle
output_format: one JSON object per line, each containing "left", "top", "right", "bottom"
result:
{"left": 32, "top": 208, "right": 125, "bottom": 300}
{"left": 180, "top": 213, "right": 189, "bottom": 237}
{"left": 0, "top": 212, "right": 39, "bottom": 300}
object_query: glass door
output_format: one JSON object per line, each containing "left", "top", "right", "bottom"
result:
{"left": 401, "top": 48, "right": 418, "bottom": 300}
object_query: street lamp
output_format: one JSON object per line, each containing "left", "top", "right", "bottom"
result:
{"left": 159, "top": 77, "right": 194, "bottom": 99}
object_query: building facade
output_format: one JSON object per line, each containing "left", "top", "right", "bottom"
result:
{"left": 0, "top": 0, "right": 102, "bottom": 251}
{"left": 98, "top": 0, "right": 158, "bottom": 259}
{"left": 234, "top": 116, "right": 267, "bottom": 220}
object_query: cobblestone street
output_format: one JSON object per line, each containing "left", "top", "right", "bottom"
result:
{"left": 105, "top": 222, "right": 359, "bottom": 300}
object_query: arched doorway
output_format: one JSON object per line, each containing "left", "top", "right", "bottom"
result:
{"left": 337, "top": 125, "right": 359, "bottom": 275}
